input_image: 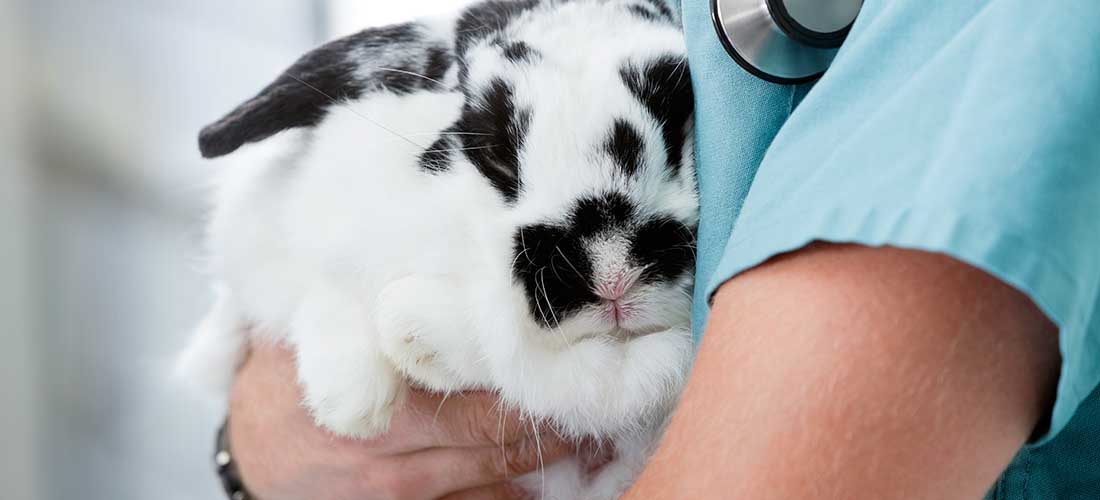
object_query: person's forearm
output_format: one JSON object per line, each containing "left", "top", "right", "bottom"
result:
{"left": 625, "top": 244, "right": 1059, "bottom": 499}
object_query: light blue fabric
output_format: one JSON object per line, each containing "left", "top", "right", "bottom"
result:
{"left": 682, "top": 0, "right": 1100, "bottom": 497}
{"left": 682, "top": 1, "right": 813, "bottom": 334}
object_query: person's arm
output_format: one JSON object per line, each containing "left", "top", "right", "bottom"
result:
{"left": 228, "top": 343, "right": 578, "bottom": 500}
{"left": 625, "top": 243, "right": 1060, "bottom": 499}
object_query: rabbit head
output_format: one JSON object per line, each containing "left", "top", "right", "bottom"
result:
{"left": 197, "top": 0, "right": 696, "bottom": 343}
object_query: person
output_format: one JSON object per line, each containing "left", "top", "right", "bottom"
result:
{"left": 222, "top": 0, "right": 1100, "bottom": 498}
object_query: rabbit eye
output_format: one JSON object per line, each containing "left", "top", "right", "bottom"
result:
{"left": 455, "top": 78, "right": 532, "bottom": 203}
{"left": 496, "top": 39, "right": 541, "bottom": 64}
{"left": 632, "top": 217, "right": 696, "bottom": 284}
{"left": 619, "top": 54, "right": 694, "bottom": 175}
{"left": 604, "top": 119, "right": 646, "bottom": 177}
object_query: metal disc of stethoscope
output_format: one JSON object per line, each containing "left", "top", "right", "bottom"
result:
{"left": 712, "top": 0, "right": 863, "bottom": 84}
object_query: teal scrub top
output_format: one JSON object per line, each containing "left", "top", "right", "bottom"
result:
{"left": 680, "top": 0, "right": 1100, "bottom": 497}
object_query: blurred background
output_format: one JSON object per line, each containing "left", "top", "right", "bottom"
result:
{"left": 0, "top": 1, "right": 468, "bottom": 498}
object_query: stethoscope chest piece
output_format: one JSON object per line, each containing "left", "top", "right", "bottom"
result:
{"left": 712, "top": 0, "right": 863, "bottom": 84}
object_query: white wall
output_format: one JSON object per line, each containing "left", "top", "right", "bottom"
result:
{"left": 9, "top": 2, "right": 481, "bottom": 498}
{"left": 20, "top": 1, "right": 322, "bottom": 499}
{"left": 326, "top": 0, "right": 478, "bottom": 36}
{"left": 0, "top": 0, "right": 39, "bottom": 498}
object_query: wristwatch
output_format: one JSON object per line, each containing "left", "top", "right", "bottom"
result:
{"left": 215, "top": 418, "right": 255, "bottom": 500}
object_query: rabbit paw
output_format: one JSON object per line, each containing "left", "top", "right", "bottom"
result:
{"left": 375, "top": 275, "right": 467, "bottom": 392}
{"left": 298, "top": 354, "right": 405, "bottom": 438}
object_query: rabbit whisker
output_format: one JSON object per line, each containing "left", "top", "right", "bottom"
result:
{"left": 283, "top": 73, "right": 426, "bottom": 149}
{"left": 374, "top": 67, "right": 446, "bottom": 88}
{"left": 554, "top": 246, "right": 585, "bottom": 281}
{"left": 403, "top": 131, "right": 495, "bottom": 138}
{"left": 421, "top": 144, "right": 500, "bottom": 154}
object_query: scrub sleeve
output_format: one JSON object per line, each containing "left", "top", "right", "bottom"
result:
{"left": 680, "top": 0, "right": 1100, "bottom": 498}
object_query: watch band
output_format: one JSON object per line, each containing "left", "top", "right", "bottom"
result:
{"left": 215, "top": 418, "right": 255, "bottom": 500}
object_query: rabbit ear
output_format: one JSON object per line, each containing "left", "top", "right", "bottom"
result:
{"left": 198, "top": 22, "right": 455, "bottom": 159}
{"left": 454, "top": 0, "right": 540, "bottom": 56}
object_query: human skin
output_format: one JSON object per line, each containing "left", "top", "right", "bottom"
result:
{"left": 623, "top": 243, "right": 1060, "bottom": 499}
{"left": 228, "top": 344, "right": 582, "bottom": 500}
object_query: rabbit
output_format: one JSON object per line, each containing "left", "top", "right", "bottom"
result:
{"left": 177, "top": 0, "right": 697, "bottom": 498}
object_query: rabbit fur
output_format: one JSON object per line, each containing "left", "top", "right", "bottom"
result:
{"left": 178, "top": 1, "right": 698, "bottom": 498}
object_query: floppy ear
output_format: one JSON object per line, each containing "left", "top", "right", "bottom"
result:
{"left": 199, "top": 22, "right": 456, "bottom": 159}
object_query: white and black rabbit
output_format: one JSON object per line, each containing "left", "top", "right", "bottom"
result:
{"left": 178, "top": 0, "right": 697, "bottom": 498}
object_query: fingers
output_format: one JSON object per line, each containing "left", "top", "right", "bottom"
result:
{"left": 438, "top": 482, "right": 531, "bottom": 500}
{"left": 233, "top": 341, "right": 298, "bottom": 403}
{"left": 404, "top": 433, "right": 574, "bottom": 498}
{"left": 237, "top": 343, "right": 541, "bottom": 453}
{"left": 377, "top": 391, "right": 556, "bottom": 452}
{"left": 426, "top": 392, "right": 542, "bottom": 448}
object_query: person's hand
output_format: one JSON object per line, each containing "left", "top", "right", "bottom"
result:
{"left": 228, "top": 342, "right": 575, "bottom": 500}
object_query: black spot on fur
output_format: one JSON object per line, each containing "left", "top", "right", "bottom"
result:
{"left": 512, "top": 193, "right": 695, "bottom": 329}
{"left": 643, "top": 0, "right": 675, "bottom": 20}
{"left": 626, "top": 0, "right": 675, "bottom": 22}
{"left": 512, "top": 193, "right": 637, "bottom": 328}
{"left": 199, "top": 22, "right": 453, "bottom": 159}
{"left": 455, "top": 79, "right": 531, "bottom": 202}
{"left": 628, "top": 5, "right": 660, "bottom": 21}
{"left": 364, "top": 23, "right": 423, "bottom": 44}
{"left": 513, "top": 223, "right": 597, "bottom": 328}
{"left": 418, "top": 135, "right": 455, "bottom": 173}
{"left": 605, "top": 119, "right": 645, "bottom": 176}
{"left": 570, "top": 192, "right": 637, "bottom": 238}
{"left": 620, "top": 55, "right": 694, "bottom": 175}
{"left": 500, "top": 40, "right": 540, "bottom": 63}
{"left": 377, "top": 65, "right": 428, "bottom": 94}
{"left": 456, "top": 0, "right": 541, "bottom": 56}
{"left": 632, "top": 217, "right": 696, "bottom": 284}
{"left": 456, "top": 63, "right": 471, "bottom": 90}
{"left": 423, "top": 47, "right": 454, "bottom": 84}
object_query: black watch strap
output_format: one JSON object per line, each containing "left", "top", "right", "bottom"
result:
{"left": 216, "top": 418, "right": 255, "bottom": 500}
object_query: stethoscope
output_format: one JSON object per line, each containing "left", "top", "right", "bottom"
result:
{"left": 712, "top": 0, "right": 864, "bottom": 84}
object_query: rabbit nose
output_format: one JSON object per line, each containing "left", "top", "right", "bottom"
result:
{"left": 595, "top": 268, "right": 644, "bottom": 301}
